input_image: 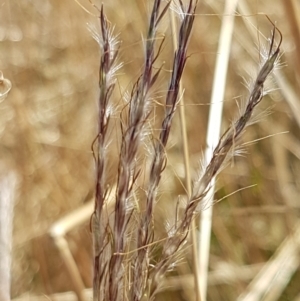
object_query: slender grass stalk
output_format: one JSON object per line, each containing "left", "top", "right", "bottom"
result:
{"left": 169, "top": 5, "right": 201, "bottom": 301}
{"left": 198, "top": 1, "right": 238, "bottom": 300}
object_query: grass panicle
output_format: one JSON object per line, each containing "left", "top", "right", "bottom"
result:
{"left": 111, "top": 1, "right": 171, "bottom": 300}
{"left": 91, "top": 5, "right": 121, "bottom": 301}
{"left": 135, "top": 1, "right": 197, "bottom": 299}
{"left": 91, "top": 2, "right": 282, "bottom": 301}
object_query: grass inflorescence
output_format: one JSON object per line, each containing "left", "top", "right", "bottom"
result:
{"left": 91, "top": 1, "right": 282, "bottom": 301}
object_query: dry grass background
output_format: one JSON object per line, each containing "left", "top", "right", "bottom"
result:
{"left": 1, "top": 0, "right": 300, "bottom": 300}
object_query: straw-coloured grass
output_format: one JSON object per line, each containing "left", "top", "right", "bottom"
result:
{"left": 3, "top": 0, "right": 300, "bottom": 301}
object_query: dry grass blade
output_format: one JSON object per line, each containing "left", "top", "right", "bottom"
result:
{"left": 49, "top": 201, "right": 94, "bottom": 301}
{"left": 237, "top": 221, "right": 300, "bottom": 301}
{"left": 198, "top": 0, "right": 239, "bottom": 299}
{"left": 169, "top": 5, "right": 200, "bottom": 301}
